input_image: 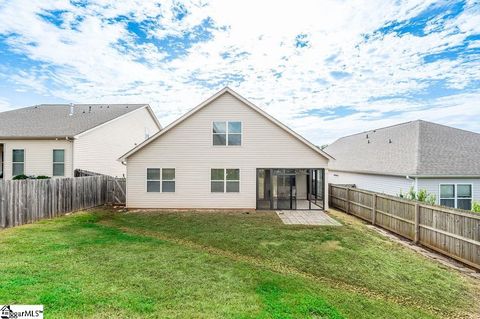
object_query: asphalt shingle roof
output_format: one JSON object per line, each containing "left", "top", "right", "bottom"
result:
{"left": 325, "top": 120, "right": 480, "bottom": 177}
{"left": 0, "top": 104, "right": 147, "bottom": 138}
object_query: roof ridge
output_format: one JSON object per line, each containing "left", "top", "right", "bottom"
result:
{"left": 333, "top": 120, "right": 418, "bottom": 142}
{"left": 417, "top": 119, "right": 480, "bottom": 137}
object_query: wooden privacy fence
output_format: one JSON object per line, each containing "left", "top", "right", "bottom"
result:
{"left": 0, "top": 176, "right": 108, "bottom": 229}
{"left": 106, "top": 178, "right": 126, "bottom": 205}
{"left": 329, "top": 184, "right": 480, "bottom": 270}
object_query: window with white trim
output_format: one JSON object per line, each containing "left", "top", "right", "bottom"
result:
{"left": 147, "top": 168, "right": 175, "bottom": 193}
{"left": 439, "top": 184, "right": 472, "bottom": 210}
{"left": 211, "top": 169, "right": 239, "bottom": 193}
{"left": 53, "top": 149, "right": 65, "bottom": 176}
{"left": 12, "top": 149, "right": 25, "bottom": 176}
{"left": 162, "top": 168, "right": 175, "bottom": 192}
{"left": 213, "top": 121, "right": 242, "bottom": 146}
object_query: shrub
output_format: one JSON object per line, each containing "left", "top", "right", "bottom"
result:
{"left": 402, "top": 186, "right": 436, "bottom": 205}
{"left": 472, "top": 202, "right": 480, "bottom": 213}
{"left": 12, "top": 174, "right": 29, "bottom": 180}
{"left": 36, "top": 175, "right": 50, "bottom": 179}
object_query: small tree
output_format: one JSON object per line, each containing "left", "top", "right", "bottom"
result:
{"left": 472, "top": 201, "right": 480, "bottom": 213}
{"left": 403, "top": 187, "right": 436, "bottom": 205}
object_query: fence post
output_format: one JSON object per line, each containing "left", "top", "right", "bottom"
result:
{"left": 346, "top": 188, "right": 350, "bottom": 214}
{"left": 372, "top": 193, "right": 377, "bottom": 225}
{"left": 414, "top": 203, "right": 420, "bottom": 244}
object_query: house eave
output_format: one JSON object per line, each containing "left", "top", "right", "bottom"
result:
{"left": 411, "top": 174, "right": 480, "bottom": 179}
{"left": 0, "top": 136, "right": 75, "bottom": 140}
{"left": 328, "top": 168, "right": 413, "bottom": 178}
{"left": 329, "top": 169, "right": 480, "bottom": 179}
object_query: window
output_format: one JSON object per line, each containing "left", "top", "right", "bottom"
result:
{"left": 213, "top": 121, "right": 242, "bottom": 146}
{"left": 162, "top": 168, "right": 175, "bottom": 192}
{"left": 440, "top": 184, "right": 472, "bottom": 210}
{"left": 211, "top": 169, "right": 240, "bottom": 193}
{"left": 12, "top": 149, "right": 24, "bottom": 176}
{"left": 457, "top": 184, "right": 472, "bottom": 210}
{"left": 147, "top": 168, "right": 175, "bottom": 193}
{"left": 147, "top": 169, "right": 160, "bottom": 192}
{"left": 53, "top": 150, "right": 65, "bottom": 176}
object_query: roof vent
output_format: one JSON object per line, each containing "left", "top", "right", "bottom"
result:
{"left": 69, "top": 103, "right": 74, "bottom": 116}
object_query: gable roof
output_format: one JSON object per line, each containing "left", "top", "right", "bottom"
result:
{"left": 0, "top": 104, "right": 161, "bottom": 139}
{"left": 325, "top": 120, "right": 480, "bottom": 177}
{"left": 119, "top": 87, "right": 333, "bottom": 161}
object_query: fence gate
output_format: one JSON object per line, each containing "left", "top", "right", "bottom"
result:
{"left": 107, "top": 177, "right": 126, "bottom": 205}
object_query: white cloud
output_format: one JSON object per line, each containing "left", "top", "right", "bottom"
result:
{"left": 0, "top": 98, "right": 12, "bottom": 112}
{"left": 0, "top": 0, "right": 478, "bottom": 144}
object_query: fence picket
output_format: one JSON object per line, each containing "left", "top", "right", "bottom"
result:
{"left": 329, "top": 184, "right": 480, "bottom": 270}
{"left": 0, "top": 176, "right": 110, "bottom": 229}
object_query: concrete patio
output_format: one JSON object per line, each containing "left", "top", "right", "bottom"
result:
{"left": 276, "top": 210, "right": 342, "bottom": 226}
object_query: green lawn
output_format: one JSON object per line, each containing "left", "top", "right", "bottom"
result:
{"left": 0, "top": 208, "right": 478, "bottom": 318}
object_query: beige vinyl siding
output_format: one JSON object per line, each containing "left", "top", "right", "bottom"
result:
{"left": 328, "top": 170, "right": 414, "bottom": 196}
{"left": 0, "top": 139, "right": 73, "bottom": 179}
{"left": 416, "top": 178, "right": 480, "bottom": 206}
{"left": 126, "top": 92, "right": 328, "bottom": 209}
{"left": 73, "top": 107, "right": 160, "bottom": 177}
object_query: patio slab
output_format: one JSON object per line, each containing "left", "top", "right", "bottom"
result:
{"left": 276, "top": 210, "right": 342, "bottom": 226}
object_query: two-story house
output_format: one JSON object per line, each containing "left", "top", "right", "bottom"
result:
{"left": 119, "top": 87, "right": 332, "bottom": 210}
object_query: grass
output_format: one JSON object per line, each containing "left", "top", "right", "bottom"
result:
{"left": 0, "top": 208, "right": 478, "bottom": 318}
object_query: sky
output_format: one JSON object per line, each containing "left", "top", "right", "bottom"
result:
{"left": 0, "top": 0, "right": 479, "bottom": 145}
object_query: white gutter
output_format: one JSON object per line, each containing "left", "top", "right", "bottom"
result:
{"left": 405, "top": 175, "right": 418, "bottom": 192}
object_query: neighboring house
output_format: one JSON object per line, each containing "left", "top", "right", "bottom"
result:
{"left": 325, "top": 120, "right": 480, "bottom": 210}
{"left": 119, "top": 87, "right": 332, "bottom": 210}
{"left": 0, "top": 104, "right": 161, "bottom": 179}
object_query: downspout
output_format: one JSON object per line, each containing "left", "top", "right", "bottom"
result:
{"left": 405, "top": 175, "right": 417, "bottom": 192}
{"left": 67, "top": 137, "right": 74, "bottom": 177}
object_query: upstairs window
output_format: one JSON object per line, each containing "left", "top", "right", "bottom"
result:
{"left": 12, "top": 149, "right": 24, "bottom": 176}
{"left": 53, "top": 150, "right": 65, "bottom": 176}
{"left": 213, "top": 121, "right": 242, "bottom": 146}
{"left": 440, "top": 184, "right": 472, "bottom": 210}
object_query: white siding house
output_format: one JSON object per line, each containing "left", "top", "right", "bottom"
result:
{"left": 0, "top": 104, "right": 161, "bottom": 179}
{"left": 73, "top": 107, "right": 159, "bottom": 177}
{"left": 120, "top": 87, "right": 332, "bottom": 210}
{"left": 325, "top": 120, "right": 480, "bottom": 211}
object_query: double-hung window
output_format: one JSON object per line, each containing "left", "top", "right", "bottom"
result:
{"left": 213, "top": 121, "right": 242, "bottom": 146}
{"left": 211, "top": 169, "right": 240, "bottom": 193}
{"left": 12, "top": 149, "right": 25, "bottom": 176}
{"left": 53, "top": 149, "right": 65, "bottom": 176}
{"left": 147, "top": 168, "right": 175, "bottom": 192}
{"left": 162, "top": 169, "right": 175, "bottom": 192}
{"left": 456, "top": 184, "right": 472, "bottom": 210}
{"left": 439, "top": 184, "right": 472, "bottom": 210}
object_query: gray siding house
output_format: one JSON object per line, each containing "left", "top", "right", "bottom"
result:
{"left": 325, "top": 120, "right": 480, "bottom": 210}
